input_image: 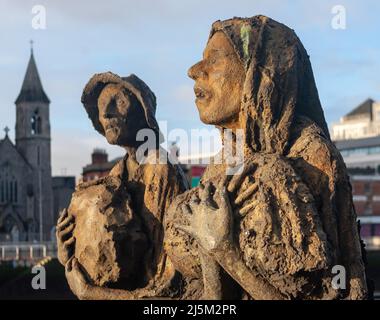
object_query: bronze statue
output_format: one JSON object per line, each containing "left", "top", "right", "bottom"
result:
{"left": 58, "top": 15, "right": 370, "bottom": 300}
{"left": 164, "top": 16, "right": 369, "bottom": 300}
{"left": 56, "top": 72, "right": 189, "bottom": 299}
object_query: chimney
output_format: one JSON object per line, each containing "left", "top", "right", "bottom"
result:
{"left": 92, "top": 148, "right": 108, "bottom": 164}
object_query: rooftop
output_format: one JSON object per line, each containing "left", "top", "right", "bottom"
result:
{"left": 15, "top": 50, "right": 50, "bottom": 104}
{"left": 344, "top": 98, "right": 374, "bottom": 120}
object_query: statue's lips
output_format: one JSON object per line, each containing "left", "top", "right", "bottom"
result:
{"left": 104, "top": 124, "right": 120, "bottom": 133}
{"left": 104, "top": 120, "right": 120, "bottom": 131}
{"left": 194, "top": 86, "right": 210, "bottom": 101}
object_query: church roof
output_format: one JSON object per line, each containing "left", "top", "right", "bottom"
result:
{"left": 0, "top": 134, "right": 33, "bottom": 170}
{"left": 15, "top": 50, "right": 50, "bottom": 104}
{"left": 344, "top": 98, "right": 374, "bottom": 119}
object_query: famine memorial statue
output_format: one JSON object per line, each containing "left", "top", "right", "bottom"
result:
{"left": 57, "top": 15, "right": 371, "bottom": 300}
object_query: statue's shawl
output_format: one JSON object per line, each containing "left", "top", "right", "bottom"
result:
{"left": 209, "top": 16, "right": 330, "bottom": 155}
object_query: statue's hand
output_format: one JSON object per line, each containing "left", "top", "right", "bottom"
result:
{"left": 56, "top": 208, "right": 76, "bottom": 266}
{"left": 65, "top": 257, "right": 92, "bottom": 300}
{"left": 175, "top": 180, "right": 233, "bottom": 254}
{"left": 227, "top": 159, "right": 260, "bottom": 217}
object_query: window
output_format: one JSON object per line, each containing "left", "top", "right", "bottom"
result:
{"left": 374, "top": 224, "right": 380, "bottom": 236}
{"left": 0, "top": 174, "right": 18, "bottom": 204}
{"left": 364, "top": 182, "right": 371, "bottom": 194}
{"left": 0, "top": 179, "right": 4, "bottom": 203}
{"left": 364, "top": 200, "right": 373, "bottom": 215}
{"left": 31, "top": 109, "right": 42, "bottom": 135}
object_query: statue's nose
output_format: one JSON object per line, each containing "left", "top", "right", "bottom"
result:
{"left": 188, "top": 61, "right": 205, "bottom": 80}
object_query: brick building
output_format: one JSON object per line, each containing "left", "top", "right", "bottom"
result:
{"left": 82, "top": 149, "right": 121, "bottom": 182}
{"left": 332, "top": 100, "right": 380, "bottom": 248}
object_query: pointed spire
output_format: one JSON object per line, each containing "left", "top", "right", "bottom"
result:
{"left": 15, "top": 42, "right": 50, "bottom": 104}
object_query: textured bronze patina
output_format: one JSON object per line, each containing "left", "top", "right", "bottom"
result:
{"left": 57, "top": 16, "right": 370, "bottom": 300}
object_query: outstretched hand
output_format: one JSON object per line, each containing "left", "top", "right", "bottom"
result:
{"left": 175, "top": 179, "right": 233, "bottom": 254}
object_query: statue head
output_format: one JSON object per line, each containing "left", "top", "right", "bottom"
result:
{"left": 81, "top": 72, "right": 163, "bottom": 148}
{"left": 188, "top": 31, "right": 245, "bottom": 128}
{"left": 188, "top": 16, "right": 330, "bottom": 154}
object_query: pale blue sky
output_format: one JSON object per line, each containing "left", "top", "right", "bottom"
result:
{"left": 0, "top": 0, "right": 379, "bottom": 177}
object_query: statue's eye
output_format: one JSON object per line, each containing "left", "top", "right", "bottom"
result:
{"left": 209, "top": 57, "right": 217, "bottom": 65}
{"left": 118, "top": 99, "right": 128, "bottom": 109}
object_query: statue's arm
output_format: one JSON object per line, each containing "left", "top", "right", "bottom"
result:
{"left": 212, "top": 243, "right": 286, "bottom": 300}
{"left": 199, "top": 252, "right": 222, "bottom": 299}
{"left": 80, "top": 285, "right": 146, "bottom": 300}
{"left": 65, "top": 257, "right": 161, "bottom": 300}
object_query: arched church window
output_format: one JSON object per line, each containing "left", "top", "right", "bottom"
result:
{"left": 14, "top": 180, "right": 18, "bottom": 203}
{"left": 0, "top": 173, "right": 18, "bottom": 204}
{"left": 31, "top": 109, "right": 42, "bottom": 135}
{"left": 11, "top": 179, "right": 18, "bottom": 203}
{"left": 0, "top": 177, "right": 4, "bottom": 203}
{"left": 5, "top": 177, "right": 8, "bottom": 202}
{"left": 9, "top": 180, "right": 13, "bottom": 203}
{"left": 37, "top": 116, "right": 42, "bottom": 134}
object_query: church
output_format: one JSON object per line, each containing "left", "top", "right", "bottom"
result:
{"left": 0, "top": 47, "right": 74, "bottom": 242}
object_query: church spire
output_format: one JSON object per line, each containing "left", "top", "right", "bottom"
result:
{"left": 15, "top": 43, "right": 50, "bottom": 104}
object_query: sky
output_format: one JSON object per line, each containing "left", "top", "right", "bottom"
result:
{"left": 0, "top": 0, "right": 379, "bottom": 178}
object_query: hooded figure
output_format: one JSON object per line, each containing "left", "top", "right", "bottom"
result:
{"left": 165, "top": 16, "right": 370, "bottom": 300}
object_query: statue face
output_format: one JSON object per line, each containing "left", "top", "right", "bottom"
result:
{"left": 98, "top": 83, "right": 146, "bottom": 147}
{"left": 188, "top": 31, "right": 245, "bottom": 127}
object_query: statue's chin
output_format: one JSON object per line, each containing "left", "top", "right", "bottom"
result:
{"left": 197, "top": 102, "right": 225, "bottom": 125}
{"left": 198, "top": 109, "right": 213, "bottom": 124}
{"left": 199, "top": 112, "right": 223, "bottom": 126}
{"left": 105, "top": 134, "right": 119, "bottom": 145}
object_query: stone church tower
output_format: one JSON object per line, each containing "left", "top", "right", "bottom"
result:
{"left": 14, "top": 48, "right": 53, "bottom": 241}
{"left": 0, "top": 46, "right": 74, "bottom": 242}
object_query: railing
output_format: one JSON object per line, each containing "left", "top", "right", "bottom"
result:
{"left": 0, "top": 242, "right": 57, "bottom": 262}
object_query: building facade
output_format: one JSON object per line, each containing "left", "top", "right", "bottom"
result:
{"left": 332, "top": 99, "right": 380, "bottom": 249}
{"left": 332, "top": 98, "right": 380, "bottom": 141}
{"left": 82, "top": 149, "right": 121, "bottom": 182}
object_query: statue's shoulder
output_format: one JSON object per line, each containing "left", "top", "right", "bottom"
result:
{"left": 108, "top": 156, "right": 126, "bottom": 178}
{"left": 75, "top": 175, "right": 108, "bottom": 191}
{"left": 140, "top": 147, "right": 189, "bottom": 189}
{"left": 289, "top": 117, "right": 339, "bottom": 164}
